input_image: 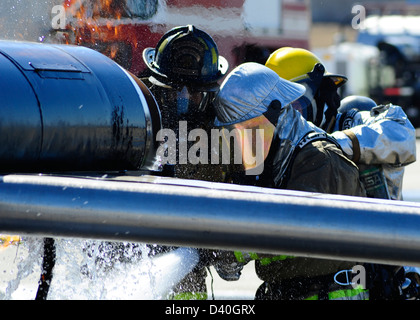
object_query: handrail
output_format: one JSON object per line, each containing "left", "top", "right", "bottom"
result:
{"left": 1, "top": 174, "right": 420, "bottom": 267}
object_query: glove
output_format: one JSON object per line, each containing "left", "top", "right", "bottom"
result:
{"left": 365, "top": 264, "right": 406, "bottom": 300}
{"left": 213, "top": 250, "right": 245, "bottom": 281}
{"left": 337, "top": 108, "right": 360, "bottom": 130}
{"left": 402, "top": 266, "right": 420, "bottom": 300}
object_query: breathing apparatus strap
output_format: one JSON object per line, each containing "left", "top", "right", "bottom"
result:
{"left": 337, "top": 107, "right": 361, "bottom": 163}
{"left": 342, "top": 129, "right": 360, "bottom": 163}
{"left": 297, "top": 131, "right": 342, "bottom": 150}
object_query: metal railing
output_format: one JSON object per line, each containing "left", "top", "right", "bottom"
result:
{"left": 1, "top": 174, "right": 420, "bottom": 267}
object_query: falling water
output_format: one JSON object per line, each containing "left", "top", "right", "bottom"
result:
{"left": 0, "top": 0, "right": 278, "bottom": 300}
{"left": 0, "top": 237, "right": 200, "bottom": 300}
{"left": 0, "top": 237, "right": 43, "bottom": 300}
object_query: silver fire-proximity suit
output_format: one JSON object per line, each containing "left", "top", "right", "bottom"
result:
{"left": 331, "top": 102, "right": 416, "bottom": 200}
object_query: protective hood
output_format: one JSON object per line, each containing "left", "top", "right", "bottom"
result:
{"left": 214, "top": 62, "right": 306, "bottom": 126}
{"left": 213, "top": 62, "right": 325, "bottom": 181}
{"left": 270, "top": 104, "right": 326, "bottom": 185}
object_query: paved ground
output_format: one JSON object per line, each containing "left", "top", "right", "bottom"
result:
{"left": 206, "top": 263, "right": 262, "bottom": 300}
{"left": 401, "top": 138, "right": 420, "bottom": 201}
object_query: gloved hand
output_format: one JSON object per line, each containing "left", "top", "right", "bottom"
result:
{"left": 197, "top": 249, "right": 246, "bottom": 281}
{"left": 337, "top": 108, "right": 361, "bottom": 131}
{"left": 212, "top": 250, "right": 245, "bottom": 281}
{"left": 402, "top": 266, "right": 420, "bottom": 300}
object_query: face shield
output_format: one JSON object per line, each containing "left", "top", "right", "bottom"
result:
{"left": 213, "top": 62, "right": 307, "bottom": 177}
{"left": 218, "top": 114, "right": 276, "bottom": 175}
{"left": 154, "top": 85, "right": 216, "bottom": 129}
{"left": 160, "top": 86, "right": 213, "bottom": 115}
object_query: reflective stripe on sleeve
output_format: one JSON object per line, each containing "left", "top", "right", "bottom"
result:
{"left": 305, "top": 286, "right": 369, "bottom": 300}
{"left": 234, "top": 251, "right": 294, "bottom": 265}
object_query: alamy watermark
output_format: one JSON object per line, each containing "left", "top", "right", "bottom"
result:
{"left": 334, "top": 265, "right": 367, "bottom": 290}
{"left": 156, "top": 121, "right": 266, "bottom": 176}
{"left": 51, "top": 4, "right": 368, "bottom": 34}
{"left": 51, "top": 5, "right": 66, "bottom": 30}
{"left": 351, "top": 4, "right": 366, "bottom": 30}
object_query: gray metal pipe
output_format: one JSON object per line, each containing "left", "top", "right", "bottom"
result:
{"left": 1, "top": 174, "right": 420, "bottom": 267}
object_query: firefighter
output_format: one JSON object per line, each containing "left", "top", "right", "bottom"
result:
{"left": 212, "top": 62, "right": 368, "bottom": 300}
{"left": 264, "top": 47, "right": 416, "bottom": 200}
{"left": 265, "top": 47, "right": 346, "bottom": 134}
{"left": 142, "top": 24, "right": 228, "bottom": 181}
{"left": 334, "top": 95, "right": 419, "bottom": 299}
{"left": 141, "top": 24, "right": 229, "bottom": 300}
{"left": 333, "top": 95, "right": 416, "bottom": 200}
{"left": 264, "top": 47, "right": 417, "bottom": 299}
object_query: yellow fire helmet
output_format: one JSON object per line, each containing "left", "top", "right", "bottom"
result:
{"left": 265, "top": 47, "right": 347, "bottom": 88}
{"left": 266, "top": 47, "right": 347, "bottom": 132}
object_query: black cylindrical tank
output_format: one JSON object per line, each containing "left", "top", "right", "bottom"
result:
{"left": 0, "top": 40, "right": 161, "bottom": 172}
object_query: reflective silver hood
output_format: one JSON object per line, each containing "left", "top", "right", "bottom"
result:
{"left": 213, "top": 62, "right": 322, "bottom": 182}
{"left": 271, "top": 105, "right": 325, "bottom": 183}
{"left": 213, "top": 62, "right": 305, "bottom": 126}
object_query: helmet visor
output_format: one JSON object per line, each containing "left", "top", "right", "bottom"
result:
{"left": 157, "top": 86, "right": 212, "bottom": 116}
{"left": 154, "top": 85, "right": 216, "bottom": 132}
{"left": 325, "top": 74, "right": 347, "bottom": 88}
{"left": 218, "top": 115, "right": 275, "bottom": 175}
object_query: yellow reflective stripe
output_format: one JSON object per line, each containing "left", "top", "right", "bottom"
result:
{"left": 234, "top": 251, "right": 259, "bottom": 263}
{"left": 305, "top": 287, "right": 369, "bottom": 300}
{"left": 259, "top": 255, "right": 295, "bottom": 266}
{"left": 170, "top": 292, "right": 208, "bottom": 300}
{"left": 234, "top": 251, "right": 247, "bottom": 263}
{"left": 211, "top": 47, "right": 217, "bottom": 65}
{"left": 234, "top": 251, "right": 294, "bottom": 264}
{"left": 329, "top": 287, "right": 369, "bottom": 300}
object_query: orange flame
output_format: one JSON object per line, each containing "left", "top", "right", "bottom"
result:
{"left": 63, "top": 0, "right": 150, "bottom": 72}
{"left": 109, "top": 43, "right": 118, "bottom": 59}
